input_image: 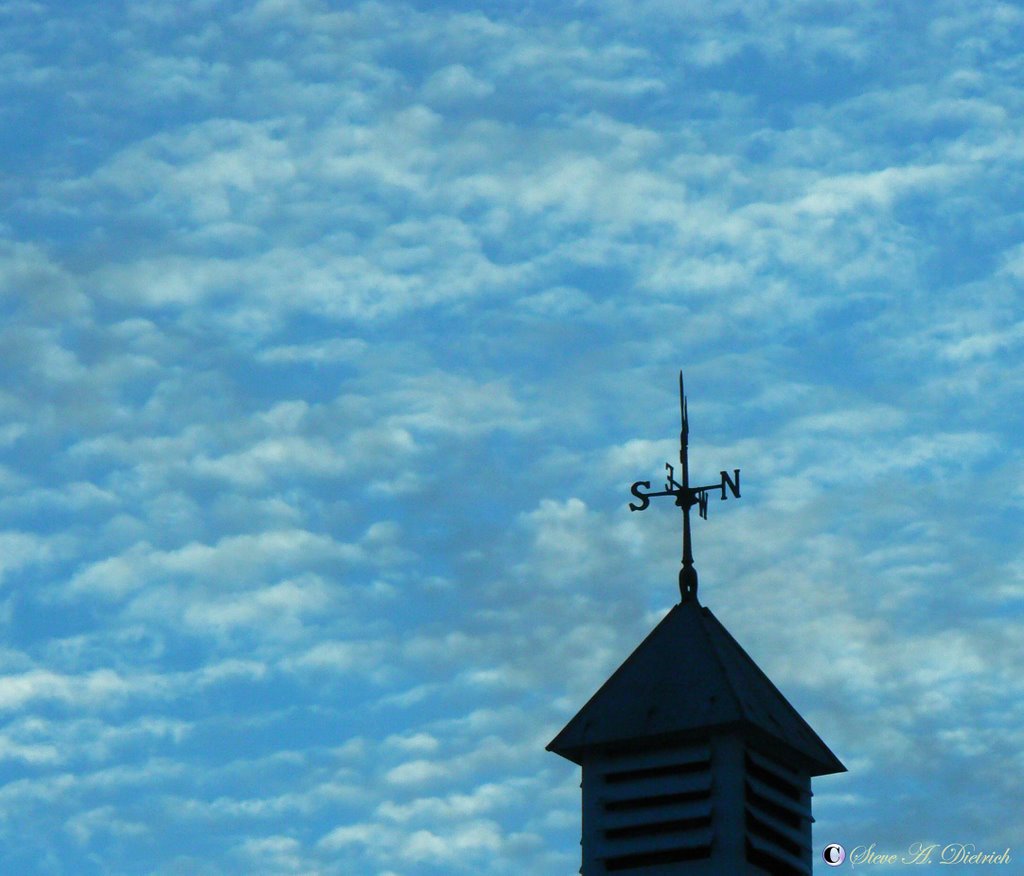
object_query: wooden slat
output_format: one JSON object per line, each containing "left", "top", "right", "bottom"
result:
{"left": 745, "top": 774, "right": 812, "bottom": 820}
{"left": 746, "top": 748, "right": 804, "bottom": 786}
{"left": 599, "top": 770, "right": 712, "bottom": 802}
{"left": 600, "top": 742, "right": 711, "bottom": 772}
{"left": 747, "top": 832, "right": 812, "bottom": 875}
{"left": 746, "top": 804, "right": 811, "bottom": 853}
{"left": 600, "top": 797, "right": 712, "bottom": 830}
{"left": 598, "top": 825, "right": 714, "bottom": 859}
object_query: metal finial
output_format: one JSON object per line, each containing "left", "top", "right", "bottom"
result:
{"left": 628, "top": 372, "right": 741, "bottom": 602}
{"left": 679, "top": 370, "right": 687, "bottom": 440}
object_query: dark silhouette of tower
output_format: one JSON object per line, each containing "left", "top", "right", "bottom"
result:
{"left": 547, "top": 375, "right": 845, "bottom": 874}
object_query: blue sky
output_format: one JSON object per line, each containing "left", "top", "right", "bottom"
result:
{"left": 1, "top": 0, "right": 1022, "bottom": 872}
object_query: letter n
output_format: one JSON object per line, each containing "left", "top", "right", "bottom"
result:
{"left": 720, "top": 469, "right": 740, "bottom": 499}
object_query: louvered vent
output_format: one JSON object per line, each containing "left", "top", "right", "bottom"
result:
{"left": 591, "top": 740, "right": 713, "bottom": 872}
{"left": 744, "top": 747, "right": 812, "bottom": 875}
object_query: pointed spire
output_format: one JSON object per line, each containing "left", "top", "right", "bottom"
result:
{"left": 679, "top": 370, "right": 688, "bottom": 441}
{"left": 546, "top": 597, "right": 847, "bottom": 776}
{"left": 627, "top": 371, "right": 741, "bottom": 603}
{"left": 678, "top": 370, "right": 697, "bottom": 601}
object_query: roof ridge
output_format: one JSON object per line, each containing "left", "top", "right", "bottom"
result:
{"left": 693, "top": 602, "right": 745, "bottom": 719}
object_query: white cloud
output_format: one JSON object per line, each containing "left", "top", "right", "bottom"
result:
{"left": 67, "top": 529, "right": 366, "bottom": 600}
{"left": 381, "top": 732, "right": 439, "bottom": 755}
{"left": 258, "top": 338, "right": 368, "bottom": 364}
{"left": 421, "top": 64, "right": 494, "bottom": 103}
{"left": 376, "top": 781, "right": 516, "bottom": 824}
{"left": 182, "top": 576, "right": 332, "bottom": 637}
{"left": 0, "top": 531, "right": 57, "bottom": 585}
{"left": 0, "top": 660, "right": 269, "bottom": 714}
{"left": 0, "top": 669, "right": 145, "bottom": 711}
{"left": 401, "top": 820, "right": 502, "bottom": 862}
{"left": 1, "top": 0, "right": 1023, "bottom": 871}
{"left": 318, "top": 821, "right": 378, "bottom": 851}
{"left": 66, "top": 805, "right": 148, "bottom": 845}
{"left": 283, "top": 639, "right": 387, "bottom": 677}
{"left": 384, "top": 758, "right": 450, "bottom": 787}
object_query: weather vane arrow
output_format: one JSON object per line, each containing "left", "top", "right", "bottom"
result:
{"left": 628, "top": 371, "right": 740, "bottom": 601}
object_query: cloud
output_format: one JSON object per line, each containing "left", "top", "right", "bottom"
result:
{"left": 0, "top": 669, "right": 139, "bottom": 711}
{"left": 421, "top": 64, "right": 494, "bottom": 103}
{"left": 1, "top": 0, "right": 1023, "bottom": 872}
{"left": 384, "top": 758, "right": 451, "bottom": 787}
{"left": 66, "top": 529, "right": 365, "bottom": 600}
{"left": 0, "top": 660, "right": 267, "bottom": 713}
{"left": 0, "top": 531, "right": 57, "bottom": 586}
{"left": 258, "top": 338, "right": 368, "bottom": 364}
{"left": 283, "top": 638, "right": 388, "bottom": 677}
{"left": 66, "top": 805, "right": 148, "bottom": 845}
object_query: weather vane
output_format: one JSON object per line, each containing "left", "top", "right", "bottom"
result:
{"left": 629, "top": 372, "right": 741, "bottom": 601}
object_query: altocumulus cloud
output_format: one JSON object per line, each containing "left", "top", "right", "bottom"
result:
{"left": 0, "top": 0, "right": 1022, "bottom": 872}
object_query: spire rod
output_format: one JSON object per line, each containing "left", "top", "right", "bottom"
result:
{"left": 678, "top": 371, "right": 698, "bottom": 599}
{"left": 627, "top": 371, "right": 742, "bottom": 602}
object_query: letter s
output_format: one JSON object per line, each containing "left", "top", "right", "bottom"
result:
{"left": 629, "top": 481, "right": 651, "bottom": 512}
